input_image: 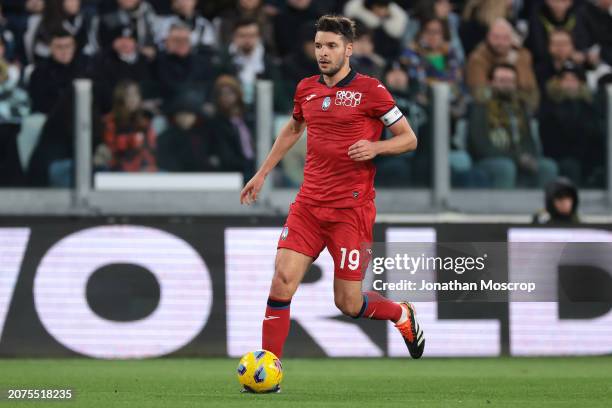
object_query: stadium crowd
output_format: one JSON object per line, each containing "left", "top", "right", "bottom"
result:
{"left": 0, "top": 0, "right": 610, "bottom": 188}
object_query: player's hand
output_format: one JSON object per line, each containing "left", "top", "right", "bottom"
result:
{"left": 348, "top": 140, "right": 378, "bottom": 161}
{"left": 240, "top": 173, "right": 265, "bottom": 205}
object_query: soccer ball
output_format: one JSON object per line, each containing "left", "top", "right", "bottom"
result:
{"left": 236, "top": 350, "right": 283, "bottom": 393}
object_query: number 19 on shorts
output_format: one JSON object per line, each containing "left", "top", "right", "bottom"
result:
{"left": 339, "top": 247, "right": 360, "bottom": 270}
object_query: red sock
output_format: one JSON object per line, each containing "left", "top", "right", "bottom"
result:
{"left": 262, "top": 296, "right": 291, "bottom": 358}
{"left": 355, "top": 291, "right": 402, "bottom": 322}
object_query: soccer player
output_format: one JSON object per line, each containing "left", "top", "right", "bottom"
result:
{"left": 240, "top": 15, "right": 424, "bottom": 365}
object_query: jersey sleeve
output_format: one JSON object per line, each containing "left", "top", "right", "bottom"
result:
{"left": 292, "top": 80, "right": 305, "bottom": 122}
{"left": 365, "top": 80, "right": 403, "bottom": 127}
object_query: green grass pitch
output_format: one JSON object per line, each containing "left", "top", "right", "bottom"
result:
{"left": 1, "top": 357, "right": 611, "bottom": 407}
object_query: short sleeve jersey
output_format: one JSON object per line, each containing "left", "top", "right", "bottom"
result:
{"left": 292, "top": 68, "right": 403, "bottom": 208}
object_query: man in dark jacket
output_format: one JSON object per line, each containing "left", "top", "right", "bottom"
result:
{"left": 28, "top": 30, "right": 90, "bottom": 114}
{"left": 273, "top": 0, "right": 320, "bottom": 57}
{"left": 576, "top": 0, "right": 612, "bottom": 65}
{"left": 539, "top": 62, "right": 604, "bottom": 186}
{"left": 156, "top": 93, "right": 220, "bottom": 172}
{"left": 525, "top": 0, "right": 588, "bottom": 65}
{"left": 220, "top": 17, "right": 281, "bottom": 107}
{"left": 532, "top": 176, "right": 580, "bottom": 224}
{"left": 97, "top": 0, "right": 157, "bottom": 60}
{"left": 535, "top": 29, "right": 591, "bottom": 88}
{"left": 93, "top": 24, "right": 154, "bottom": 113}
{"left": 279, "top": 22, "right": 318, "bottom": 111}
{"left": 155, "top": 22, "right": 218, "bottom": 104}
{"left": 468, "top": 63, "right": 558, "bottom": 188}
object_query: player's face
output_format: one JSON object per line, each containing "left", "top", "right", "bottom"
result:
{"left": 314, "top": 31, "right": 352, "bottom": 77}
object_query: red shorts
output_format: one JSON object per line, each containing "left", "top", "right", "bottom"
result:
{"left": 277, "top": 200, "right": 376, "bottom": 281}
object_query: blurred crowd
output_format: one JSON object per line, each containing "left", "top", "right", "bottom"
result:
{"left": 0, "top": 0, "right": 610, "bottom": 189}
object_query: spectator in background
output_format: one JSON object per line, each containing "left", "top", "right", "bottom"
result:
{"left": 93, "top": 24, "right": 153, "bottom": 113}
{"left": 539, "top": 62, "right": 603, "bottom": 185}
{"left": 350, "top": 22, "right": 385, "bottom": 79}
{"left": 460, "top": 0, "right": 515, "bottom": 56}
{"left": 157, "top": 93, "right": 221, "bottom": 172}
{"left": 98, "top": 0, "right": 157, "bottom": 61}
{"left": 11, "top": 0, "right": 46, "bottom": 64}
{"left": 0, "top": 36, "right": 29, "bottom": 123}
{"left": 216, "top": 0, "right": 275, "bottom": 52}
{"left": 156, "top": 0, "right": 217, "bottom": 54}
{"left": 375, "top": 62, "right": 429, "bottom": 186}
{"left": 0, "top": 5, "right": 18, "bottom": 62}
{"left": 27, "top": 87, "right": 102, "bottom": 186}
{"left": 532, "top": 177, "right": 580, "bottom": 224}
{"left": 405, "top": 0, "right": 465, "bottom": 63}
{"left": 98, "top": 80, "right": 157, "bottom": 172}
{"left": 209, "top": 75, "right": 255, "bottom": 179}
{"left": 155, "top": 22, "right": 216, "bottom": 104}
{"left": 223, "top": 17, "right": 280, "bottom": 105}
{"left": 525, "top": 0, "right": 587, "bottom": 65}
{"left": 400, "top": 17, "right": 467, "bottom": 118}
{"left": 25, "top": 0, "right": 97, "bottom": 63}
{"left": 0, "top": 35, "right": 28, "bottom": 186}
{"left": 273, "top": 0, "right": 320, "bottom": 57}
{"left": 466, "top": 19, "right": 540, "bottom": 112}
{"left": 344, "top": 0, "right": 408, "bottom": 59}
{"left": 535, "top": 29, "right": 591, "bottom": 88}
{"left": 280, "top": 22, "right": 317, "bottom": 111}
{"left": 282, "top": 22, "right": 318, "bottom": 88}
{"left": 468, "top": 63, "right": 558, "bottom": 188}
{"left": 576, "top": 0, "right": 612, "bottom": 66}
{"left": 28, "top": 30, "right": 90, "bottom": 114}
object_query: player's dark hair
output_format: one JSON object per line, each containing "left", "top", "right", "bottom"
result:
{"left": 488, "top": 62, "right": 517, "bottom": 81}
{"left": 315, "top": 15, "right": 356, "bottom": 43}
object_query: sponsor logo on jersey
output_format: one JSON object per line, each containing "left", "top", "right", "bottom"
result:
{"left": 280, "top": 226, "right": 289, "bottom": 240}
{"left": 353, "top": 191, "right": 359, "bottom": 199}
{"left": 322, "top": 96, "right": 331, "bottom": 111}
{"left": 305, "top": 93, "right": 317, "bottom": 102}
{"left": 335, "top": 90, "right": 362, "bottom": 107}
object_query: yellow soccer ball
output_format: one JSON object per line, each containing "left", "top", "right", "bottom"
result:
{"left": 236, "top": 350, "right": 283, "bottom": 393}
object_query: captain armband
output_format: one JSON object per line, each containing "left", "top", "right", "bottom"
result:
{"left": 379, "top": 106, "right": 403, "bottom": 127}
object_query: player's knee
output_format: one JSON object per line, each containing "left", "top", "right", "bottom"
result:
{"left": 270, "top": 263, "right": 299, "bottom": 297}
{"left": 334, "top": 296, "right": 363, "bottom": 317}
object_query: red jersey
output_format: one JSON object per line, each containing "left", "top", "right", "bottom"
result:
{"left": 292, "top": 69, "right": 403, "bottom": 208}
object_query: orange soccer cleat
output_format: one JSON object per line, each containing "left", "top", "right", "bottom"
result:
{"left": 394, "top": 302, "right": 425, "bottom": 359}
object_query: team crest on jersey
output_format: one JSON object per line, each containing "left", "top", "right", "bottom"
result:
{"left": 335, "top": 90, "right": 362, "bottom": 107}
{"left": 280, "top": 226, "right": 289, "bottom": 240}
{"left": 322, "top": 96, "right": 331, "bottom": 111}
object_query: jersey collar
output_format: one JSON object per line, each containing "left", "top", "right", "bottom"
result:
{"left": 318, "top": 67, "right": 357, "bottom": 88}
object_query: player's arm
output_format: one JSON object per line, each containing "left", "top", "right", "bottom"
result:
{"left": 240, "top": 117, "right": 306, "bottom": 205}
{"left": 348, "top": 116, "right": 417, "bottom": 161}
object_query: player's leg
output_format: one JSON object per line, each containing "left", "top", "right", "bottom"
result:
{"left": 333, "top": 278, "right": 403, "bottom": 321}
{"left": 262, "top": 248, "right": 313, "bottom": 359}
{"left": 264, "top": 201, "right": 325, "bottom": 359}
{"left": 333, "top": 277, "right": 424, "bottom": 358}
{"left": 326, "top": 201, "right": 425, "bottom": 358}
